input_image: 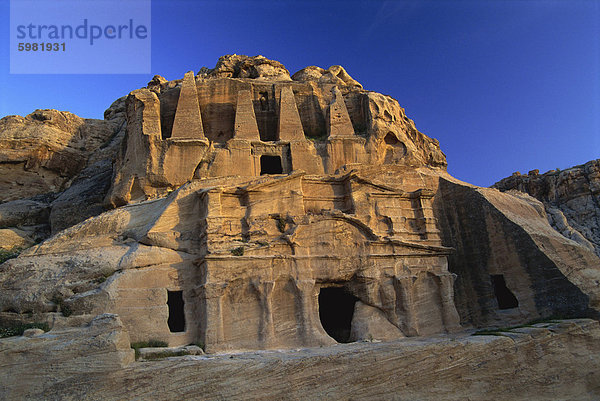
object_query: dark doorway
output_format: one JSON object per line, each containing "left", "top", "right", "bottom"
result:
{"left": 167, "top": 290, "right": 185, "bottom": 332}
{"left": 318, "top": 287, "right": 358, "bottom": 343}
{"left": 260, "top": 155, "right": 283, "bottom": 175}
{"left": 490, "top": 275, "right": 519, "bottom": 310}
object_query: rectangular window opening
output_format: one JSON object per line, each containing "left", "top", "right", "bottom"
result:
{"left": 260, "top": 155, "right": 283, "bottom": 175}
{"left": 167, "top": 290, "right": 185, "bottom": 332}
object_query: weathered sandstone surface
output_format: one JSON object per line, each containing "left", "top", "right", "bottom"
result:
{"left": 0, "top": 314, "right": 134, "bottom": 399}
{"left": 0, "top": 103, "right": 126, "bottom": 247}
{"left": 0, "top": 55, "right": 599, "bottom": 399}
{"left": 0, "top": 109, "right": 121, "bottom": 202}
{"left": 1, "top": 318, "right": 598, "bottom": 400}
{"left": 436, "top": 178, "right": 600, "bottom": 327}
{"left": 494, "top": 160, "right": 600, "bottom": 258}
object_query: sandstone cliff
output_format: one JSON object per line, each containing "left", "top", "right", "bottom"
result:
{"left": 0, "top": 55, "right": 599, "bottom": 400}
{"left": 436, "top": 177, "right": 600, "bottom": 327}
{"left": 493, "top": 160, "right": 600, "bottom": 258}
{"left": 0, "top": 106, "right": 126, "bottom": 250}
{"left": 108, "top": 55, "right": 446, "bottom": 206}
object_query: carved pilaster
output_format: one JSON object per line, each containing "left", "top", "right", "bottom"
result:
{"left": 293, "top": 278, "right": 317, "bottom": 341}
{"left": 379, "top": 276, "right": 401, "bottom": 328}
{"left": 251, "top": 279, "right": 276, "bottom": 347}
{"left": 436, "top": 273, "right": 462, "bottom": 332}
{"left": 393, "top": 275, "right": 419, "bottom": 336}
{"left": 200, "top": 282, "right": 227, "bottom": 349}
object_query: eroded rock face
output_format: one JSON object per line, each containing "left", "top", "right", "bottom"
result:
{"left": 0, "top": 314, "right": 134, "bottom": 400}
{"left": 0, "top": 109, "right": 118, "bottom": 202}
{"left": 435, "top": 178, "right": 600, "bottom": 328}
{"left": 48, "top": 159, "right": 114, "bottom": 234}
{"left": 493, "top": 160, "right": 600, "bottom": 258}
{"left": 0, "top": 104, "right": 126, "bottom": 245}
{"left": 0, "top": 55, "right": 598, "bottom": 361}
{"left": 0, "top": 195, "right": 52, "bottom": 249}
{"left": 199, "top": 54, "right": 292, "bottom": 80}
{"left": 107, "top": 59, "right": 446, "bottom": 205}
{"left": 292, "top": 65, "right": 363, "bottom": 88}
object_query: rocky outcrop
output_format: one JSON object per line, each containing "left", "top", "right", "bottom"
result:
{"left": 198, "top": 54, "right": 291, "bottom": 81}
{"left": 2, "top": 319, "right": 599, "bottom": 400}
{"left": 0, "top": 109, "right": 118, "bottom": 202}
{"left": 0, "top": 195, "right": 52, "bottom": 229}
{"left": 48, "top": 159, "right": 114, "bottom": 234}
{"left": 0, "top": 55, "right": 599, "bottom": 399}
{"left": 435, "top": 177, "right": 600, "bottom": 328}
{"left": 0, "top": 195, "right": 53, "bottom": 250}
{"left": 0, "top": 159, "right": 115, "bottom": 248}
{"left": 0, "top": 314, "right": 134, "bottom": 399}
{"left": 493, "top": 160, "right": 600, "bottom": 258}
{"left": 0, "top": 103, "right": 127, "bottom": 245}
{"left": 292, "top": 65, "right": 363, "bottom": 88}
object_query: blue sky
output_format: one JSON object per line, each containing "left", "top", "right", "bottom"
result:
{"left": 1, "top": 0, "right": 598, "bottom": 186}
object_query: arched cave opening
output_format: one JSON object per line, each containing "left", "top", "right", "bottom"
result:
{"left": 490, "top": 275, "right": 519, "bottom": 310}
{"left": 260, "top": 155, "right": 283, "bottom": 175}
{"left": 383, "top": 132, "right": 407, "bottom": 165}
{"left": 384, "top": 132, "right": 399, "bottom": 145}
{"left": 167, "top": 290, "right": 186, "bottom": 332}
{"left": 318, "top": 287, "right": 358, "bottom": 343}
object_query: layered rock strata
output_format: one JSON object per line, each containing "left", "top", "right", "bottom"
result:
{"left": 1, "top": 318, "right": 598, "bottom": 400}
{"left": 493, "top": 160, "right": 600, "bottom": 258}
{"left": 436, "top": 178, "right": 600, "bottom": 327}
{"left": 0, "top": 55, "right": 598, "bottom": 362}
{"left": 0, "top": 106, "right": 125, "bottom": 248}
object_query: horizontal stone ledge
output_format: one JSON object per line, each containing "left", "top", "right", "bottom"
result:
{"left": 326, "top": 137, "right": 366, "bottom": 143}
{"left": 302, "top": 196, "right": 350, "bottom": 201}
{"left": 165, "top": 138, "right": 209, "bottom": 145}
{"left": 248, "top": 140, "right": 292, "bottom": 146}
{"left": 198, "top": 252, "right": 450, "bottom": 261}
{"left": 137, "top": 345, "right": 204, "bottom": 361}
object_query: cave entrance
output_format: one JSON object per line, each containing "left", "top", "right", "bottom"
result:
{"left": 318, "top": 286, "right": 358, "bottom": 343}
{"left": 384, "top": 132, "right": 399, "bottom": 145}
{"left": 167, "top": 290, "right": 185, "bottom": 332}
{"left": 383, "top": 132, "right": 407, "bottom": 164}
{"left": 260, "top": 155, "right": 283, "bottom": 175}
{"left": 490, "top": 275, "right": 519, "bottom": 310}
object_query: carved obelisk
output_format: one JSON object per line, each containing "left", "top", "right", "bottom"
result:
{"left": 326, "top": 86, "right": 355, "bottom": 138}
{"left": 277, "top": 86, "right": 305, "bottom": 141}
{"left": 233, "top": 90, "right": 261, "bottom": 141}
{"left": 171, "top": 71, "right": 206, "bottom": 139}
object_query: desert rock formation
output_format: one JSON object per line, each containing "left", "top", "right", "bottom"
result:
{"left": 2, "top": 318, "right": 599, "bottom": 400}
{"left": 0, "top": 103, "right": 127, "bottom": 249}
{"left": 0, "top": 55, "right": 599, "bottom": 399}
{"left": 494, "top": 160, "right": 600, "bottom": 258}
{"left": 0, "top": 109, "right": 117, "bottom": 202}
{"left": 437, "top": 178, "right": 600, "bottom": 327}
